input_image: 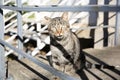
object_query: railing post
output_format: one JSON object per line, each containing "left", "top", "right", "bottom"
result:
{"left": 16, "top": 0, "right": 23, "bottom": 59}
{"left": 103, "top": 0, "right": 109, "bottom": 47}
{"left": 0, "top": 0, "right": 6, "bottom": 80}
{"left": 89, "top": 0, "right": 98, "bottom": 48}
{"left": 115, "top": 0, "right": 120, "bottom": 45}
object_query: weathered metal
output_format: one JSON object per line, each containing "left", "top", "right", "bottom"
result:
{"left": 0, "top": 0, "right": 6, "bottom": 80}
{"left": 0, "top": 5, "right": 120, "bottom": 12}
{"left": 115, "top": 0, "right": 120, "bottom": 45}
{"left": 17, "top": 0, "right": 23, "bottom": 59}
{"left": 0, "top": 0, "right": 120, "bottom": 79}
{"left": 0, "top": 39, "right": 80, "bottom": 80}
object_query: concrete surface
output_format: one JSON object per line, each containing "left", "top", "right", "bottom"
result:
{"left": 82, "top": 46, "right": 120, "bottom": 80}
{"left": 7, "top": 46, "right": 120, "bottom": 80}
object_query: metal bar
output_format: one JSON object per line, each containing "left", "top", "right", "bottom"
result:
{"left": 115, "top": 0, "right": 120, "bottom": 45}
{"left": 71, "top": 25, "right": 115, "bottom": 30}
{"left": 17, "top": 0, "right": 23, "bottom": 59}
{"left": 7, "top": 25, "right": 115, "bottom": 36}
{"left": 103, "top": 0, "right": 109, "bottom": 47}
{"left": 0, "top": 39, "right": 80, "bottom": 80}
{"left": 0, "top": 45, "right": 6, "bottom": 80}
{"left": 0, "top": 4, "right": 4, "bottom": 39}
{"left": 0, "top": 0, "right": 6, "bottom": 80}
{"left": 0, "top": 5, "right": 120, "bottom": 12}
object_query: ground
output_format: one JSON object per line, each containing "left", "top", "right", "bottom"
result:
{"left": 8, "top": 46, "right": 120, "bottom": 80}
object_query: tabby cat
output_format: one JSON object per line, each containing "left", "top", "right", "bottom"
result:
{"left": 45, "top": 12, "right": 84, "bottom": 73}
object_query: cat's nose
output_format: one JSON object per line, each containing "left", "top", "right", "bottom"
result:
{"left": 56, "top": 32, "right": 63, "bottom": 37}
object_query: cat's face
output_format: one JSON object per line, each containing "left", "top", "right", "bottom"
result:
{"left": 45, "top": 12, "right": 70, "bottom": 40}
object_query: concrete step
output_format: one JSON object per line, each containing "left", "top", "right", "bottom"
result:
{"left": 7, "top": 46, "right": 120, "bottom": 80}
{"left": 82, "top": 46, "right": 120, "bottom": 80}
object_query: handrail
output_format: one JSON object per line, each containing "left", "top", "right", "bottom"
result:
{"left": 0, "top": 5, "right": 120, "bottom": 12}
{"left": 0, "top": 39, "right": 80, "bottom": 80}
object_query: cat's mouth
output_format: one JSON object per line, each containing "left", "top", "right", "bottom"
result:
{"left": 55, "top": 35, "right": 64, "bottom": 40}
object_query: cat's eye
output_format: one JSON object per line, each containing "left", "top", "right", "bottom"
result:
{"left": 53, "top": 56, "right": 58, "bottom": 59}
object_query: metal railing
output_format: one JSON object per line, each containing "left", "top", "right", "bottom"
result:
{"left": 0, "top": 5, "right": 120, "bottom": 12}
{"left": 0, "top": 0, "right": 120, "bottom": 80}
{"left": 0, "top": 38, "right": 79, "bottom": 80}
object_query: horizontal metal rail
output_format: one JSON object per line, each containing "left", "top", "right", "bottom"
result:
{"left": 0, "top": 39, "right": 80, "bottom": 80}
{"left": 0, "top": 5, "right": 120, "bottom": 12}
{"left": 71, "top": 25, "right": 115, "bottom": 30}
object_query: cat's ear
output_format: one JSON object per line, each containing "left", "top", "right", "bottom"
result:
{"left": 61, "top": 12, "right": 68, "bottom": 21}
{"left": 43, "top": 16, "right": 51, "bottom": 25}
{"left": 44, "top": 16, "right": 51, "bottom": 22}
